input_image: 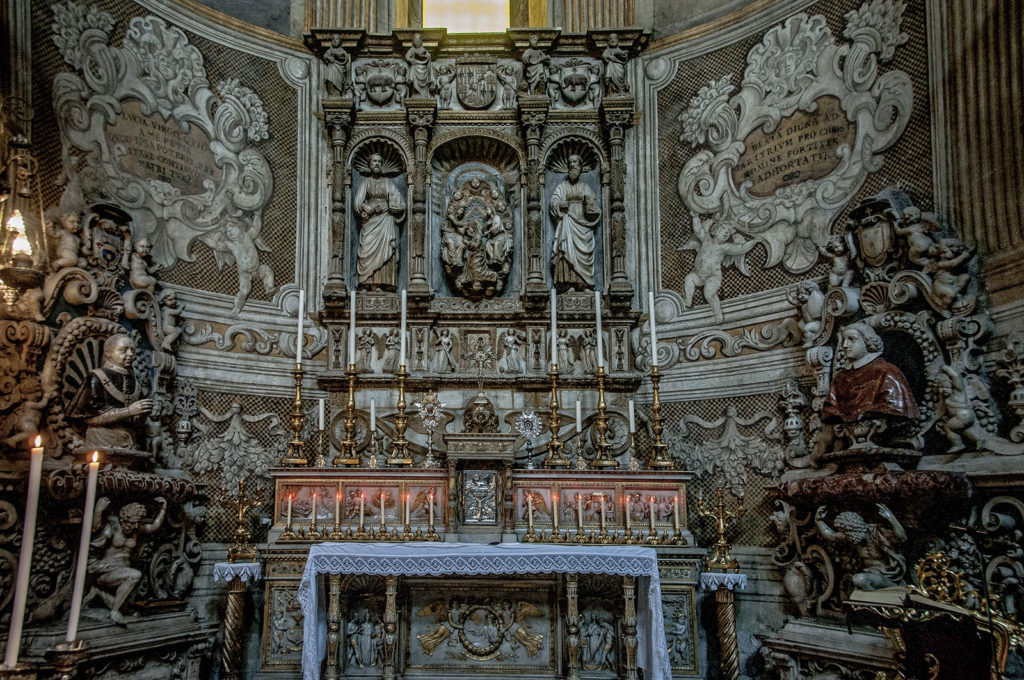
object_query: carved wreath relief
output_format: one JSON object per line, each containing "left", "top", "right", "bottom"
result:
{"left": 677, "top": 0, "right": 913, "bottom": 274}
{"left": 416, "top": 597, "right": 545, "bottom": 663}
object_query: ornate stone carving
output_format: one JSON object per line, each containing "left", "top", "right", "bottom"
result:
{"left": 548, "top": 149, "right": 601, "bottom": 291}
{"left": 677, "top": 0, "right": 913, "bottom": 274}
{"left": 415, "top": 596, "right": 544, "bottom": 661}
{"left": 354, "top": 59, "right": 405, "bottom": 108}
{"left": 51, "top": 5, "right": 273, "bottom": 311}
{"left": 456, "top": 58, "right": 498, "bottom": 110}
{"left": 679, "top": 215, "right": 759, "bottom": 324}
{"left": 180, "top": 400, "right": 288, "bottom": 486}
{"left": 520, "top": 34, "right": 549, "bottom": 96}
{"left": 547, "top": 58, "right": 602, "bottom": 109}
{"left": 815, "top": 503, "right": 906, "bottom": 590}
{"left": 354, "top": 148, "right": 407, "bottom": 292}
{"left": 441, "top": 178, "right": 513, "bottom": 300}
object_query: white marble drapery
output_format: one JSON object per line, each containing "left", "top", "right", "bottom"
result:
{"left": 297, "top": 542, "right": 670, "bottom": 680}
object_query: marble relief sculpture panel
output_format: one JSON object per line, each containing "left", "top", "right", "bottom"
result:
{"left": 441, "top": 178, "right": 514, "bottom": 300}
{"left": 676, "top": 0, "right": 913, "bottom": 276}
{"left": 51, "top": 3, "right": 274, "bottom": 314}
{"left": 546, "top": 144, "right": 603, "bottom": 293}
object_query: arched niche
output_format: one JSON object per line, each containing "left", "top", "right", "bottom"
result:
{"left": 348, "top": 138, "right": 409, "bottom": 293}
{"left": 428, "top": 135, "right": 523, "bottom": 301}
{"left": 543, "top": 136, "right": 606, "bottom": 293}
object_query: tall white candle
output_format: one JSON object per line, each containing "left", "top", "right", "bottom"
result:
{"left": 527, "top": 493, "right": 534, "bottom": 531}
{"left": 348, "top": 290, "right": 357, "bottom": 367}
{"left": 370, "top": 398, "right": 376, "bottom": 431}
{"left": 648, "top": 291, "right": 658, "bottom": 368}
{"left": 335, "top": 491, "right": 341, "bottom": 526}
{"left": 673, "top": 496, "right": 680, "bottom": 532}
{"left": 404, "top": 493, "right": 410, "bottom": 525}
{"left": 628, "top": 400, "right": 636, "bottom": 433}
{"left": 649, "top": 496, "right": 656, "bottom": 531}
{"left": 552, "top": 495, "right": 559, "bottom": 531}
{"left": 296, "top": 289, "right": 305, "bottom": 367}
{"left": 550, "top": 288, "right": 557, "bottom": 366}
{"left": 599, "top": 495, "right": 606, "bottom": 530}
{"left": 6, "top": 437, "right": 43, "bottom": 668}
{"left": 575, "top": 400, "right": 582, "bottom": 433}
{"left": 380, "top": 492, "right": 386, "bottom": 527}
{"left": 428, "top": 492, "right": 434, "bottom": 529}
{"left": 625, "top": 494, "right": 631, "bottom": 530}
{"left": 286, "top": 494, "right": 292, "bottom": 526}
{"left": 318, "top": 398, "right": 325, "bottom": 430}
{"left": 576, "top": 494, "right": 583, "bottom": 532}
{"left": 594, "top": 290, "right": 604, "bottom": 370}
{"left": 399, "top": 289, "right": 407, "bottom": 368}
{"left": 66, "top": 451, "right": 99, "bottom": 644}
{"left": 359, "top": 493, "right": 365, "bottom": 527}
{"left": 311, "top": 493, "right": 317, "bottom": 528}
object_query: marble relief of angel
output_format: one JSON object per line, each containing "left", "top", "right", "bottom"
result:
{"left": 201, "top": 214, "right": 276, "bottom": 316}
{"left": 679, "top": 214, "right": 759, "bottom": 324}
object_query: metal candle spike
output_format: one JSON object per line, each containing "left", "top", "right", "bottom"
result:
{"left": 280, "top": 364, "right": 307, "bottom": 466}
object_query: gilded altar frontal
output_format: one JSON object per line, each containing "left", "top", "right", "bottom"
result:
{"left": 0, "top": 0, "right": 1021, "bottom": 678}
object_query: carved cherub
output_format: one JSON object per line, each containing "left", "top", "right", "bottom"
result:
{"left": 937, "top": 365, "right": 982, "bottom": 453}
{"left": 928, "top": 238, "right": 974, "bottom": 311}
{"left": 893, "top": 206, "right": 940, "bottom": 269}
{"left": 818, "top": 234, "right": 855, "bottom": 289}
{"left": 202, "top": 215, "right": 277, "bottom": 317}
{"left": 87, "top": 496, "right": 168, "bottom": 623}
{"left": 129, "top": 238, "right": 162, "bottom": 293}
{"left": 815, "top": 503, "right": 907, "bottom": 590}
{"left": 680, "top": 215, "right": 759, "bottom": 324}
{"left": 435, "top": 64, "right": 456, "bottom": 109}
{"left": 50, "top": 213, "right": 84, "bottom": 270}
{"left": 159, "top": 290, "right": 184, "bottom": 351}
{"left": 787, "top": 281, "right": 825, "bottom": 347}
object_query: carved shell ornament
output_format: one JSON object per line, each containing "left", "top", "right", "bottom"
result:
{"left": 676, "top": 0, "right": 913, "bottom": 274}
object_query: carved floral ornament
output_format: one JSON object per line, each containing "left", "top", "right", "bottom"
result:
{"left": 677, "top": 0, "right": 913, "bottom": 274}
{"left": 51, "top": 2, "right": 274, "bottom": 304}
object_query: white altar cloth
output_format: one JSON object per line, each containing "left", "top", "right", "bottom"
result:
{"left": 297, "top": 542, "right": 670, "bottom": 680}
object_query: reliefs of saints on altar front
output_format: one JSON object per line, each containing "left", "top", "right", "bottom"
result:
{"left": 354, "top": 149, "right": 407, "bottom": 292}
{"left": 441, "top": 178, "right": 513, "bottom": 300}
{"left": 548, "top": 150, "right": 601, "bottom": 292}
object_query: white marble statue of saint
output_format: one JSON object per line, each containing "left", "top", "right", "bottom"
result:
{"left": 550, "top": 154, "right": 600, "bottom": 289}
{"left": 355, "top": 153, "right": 406, "bottom": 291}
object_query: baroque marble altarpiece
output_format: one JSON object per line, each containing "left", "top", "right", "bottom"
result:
{"left": 1, "top": 0, "right": 1022, "bottom": 679}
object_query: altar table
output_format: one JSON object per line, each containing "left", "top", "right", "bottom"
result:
{"left": 297, "top": 542, "right": 671, "bottom": 680}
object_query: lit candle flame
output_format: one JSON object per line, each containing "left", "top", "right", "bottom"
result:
{"left": 32, "top": 435, "right": 41, "bottom": 448}
{"left": 91, "top": 452, "right": 98, "bottom": 463}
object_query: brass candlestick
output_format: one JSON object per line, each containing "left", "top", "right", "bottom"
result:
{"left": 590, "top": 366, "right": 618, "bottom": 468}
{"left": 306, "top": 495, "right": 323, "bottom": 540}
{"left": 544, "top": 364, "right": 570, "bottom": 468}
{"left": 696, "top": 488, "right": 744, "bottom": 572}
{"left": 648, "top": 366, "right": 675, "bottom": 468}
{"left": 280, "top": 364, "right": 307, "bottom": 466}
{"left": 334, "top": 365, "right": 360, "bottom": 466}
{"left": 223, "top": 480, "right": 264, "bottom": 562}
{"left": 388, "top": 365, "right": 412, "bottom": 466}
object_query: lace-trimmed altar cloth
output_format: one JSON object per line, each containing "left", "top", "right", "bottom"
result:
{"left": 297, "top": 542, "right": 671, "bottom": 680}
{"left": 212, "top": 561, "right": 262, "bottom": 583}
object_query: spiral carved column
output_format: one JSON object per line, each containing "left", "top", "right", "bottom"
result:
{"left": 700, "top": 572, "right": 746, "bottom": 680}
{"left": 326, "top": 574, "right": 342, "bottom": 680}
{"left": 566, "top": 574, "right": 580, "bottom": 680}
{"left": 221, "top": 577, "right": 247, "bottom": 680}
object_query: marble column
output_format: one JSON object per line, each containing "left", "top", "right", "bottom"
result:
{"left": 518, "top": 94, "right": 550, "bottom": 307}
{"left": 323, "top": 98, "right": 355, "bottom": 298}
{"left": 601, "top": 95, "right": 635, "bottom": 311}
{"left": 405, "top": 97, "right": 436, "bottom": 300}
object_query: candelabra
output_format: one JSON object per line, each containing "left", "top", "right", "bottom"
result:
{"left": 648, "top": 366, "right": 675, "bottom": 468}
{"left": 334, "top": 365, "right": 360, "bottom": 466}
{"left": 543, "top": 364, "right": 571, "bottom": 468}
{"left": 590, "top": 366, "right": 617, "bottom": 468}
{"left": 387, "top": 365, "right": 413, "bottom": 466}
{"left": 222, "top": 480, "right": 264, "bottom": 562}
{"left": 696, "top": 488, "right": 744, "bottom": 571}
{"left": 280, "top": 364, "right": 307, "bottom": 466}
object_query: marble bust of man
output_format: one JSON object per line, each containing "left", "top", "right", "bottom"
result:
{"left": 69, "top": 333, "right": 154, "bottom": 450}
{"left": 822, "top": 322, "right": 919, "bottom": 426}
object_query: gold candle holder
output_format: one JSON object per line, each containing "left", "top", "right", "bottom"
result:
{"left": 281, "top": 501, "right": 297, "bottom": 541}
{"left": 590, "top": 366, "right": 618, "bottom": 468}
{"left": 696, "top": 488, "right": 743, "bottom": 572}
{"left": 306, "top": 499, "right": 323, "bottom": 540}
{"left": 280, "top": 364, "right": 308, "bottom": 466}
{"left": 648, "top": 366, "right": 675, "bottom": 469}
{"left": 543, "top": 364, "right": 570, "bottom": 468}
{"left": 334, "top": 365, "right": 361, "bottom": 466}
{"left": 224, "top": 480, "right": 264, "bottom": 563}
{"left": 387, "top": 365, "right": 413, "bottom": 466}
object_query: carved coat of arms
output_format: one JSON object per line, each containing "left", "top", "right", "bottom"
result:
{"left": 549, "top": 58, "right": 600, "bottom": 107}
{"left": 456, "top": 58, "right": 498, "bottom": 109}
{"left": 355, "top": 59, "right": 406, "bottom": 107}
